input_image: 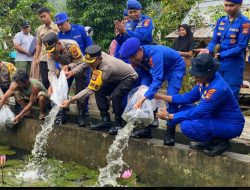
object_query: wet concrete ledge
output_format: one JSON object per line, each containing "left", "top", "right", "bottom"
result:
{"left": 0, "top": 118, "right": 249, "bottom": 187}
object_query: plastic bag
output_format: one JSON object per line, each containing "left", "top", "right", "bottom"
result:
{"left": 122, "top": 85, "right": 154, "bottom": 127}
{"left": 50, "top": 71, "right": 69, "bottom": 106}
{"left": 0, "top": 105, "right": 15, "bottom": 128}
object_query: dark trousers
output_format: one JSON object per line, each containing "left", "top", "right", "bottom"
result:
{"left": 39, "top": 61, "right": 50, "bottom": 89}
{"left": 95, "top": 78, "right": 135, "bottom": 120}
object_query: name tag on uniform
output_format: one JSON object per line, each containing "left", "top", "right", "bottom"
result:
{"left": 73, "top": 35, "right": 81, "bottom": 39}
{"left": 217, "top": 32, "right": 222, "bottom": 36}
{"left": 218, "top": 27, "right": 224, "bottom": 31}
{"left": 136, "top": 22, "right": 142, "bottom": 28}
{"left": 229, "top": 28, "right": 239, "bottom": 32}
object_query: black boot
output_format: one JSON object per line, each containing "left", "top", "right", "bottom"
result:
{"left": 189, "top": 141, "right": 211, "bottom": 150}
{"left": 90, "top": 111, "right": 111, "bottom": 130}
{"left": 202, "top": 139, "right": 231, "bottom": 156}
{"left": 151, "top": 110, "right": 159, "bottom": 128}
{"left": 164, "top": 126, "right": 176, "bottom": 146}
{"left": 78, "top": 110, "right": 87, "bottom": 127}
{"left": 131, "top": 127, "right": 152, "bottom": 138}
{"left": 108, "top": 117, "right": 123, "bottom": 135}
{"left": 54, "top": 108, "right": 67, "bottom": 125}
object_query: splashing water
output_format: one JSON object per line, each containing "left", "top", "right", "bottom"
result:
{"left": 17, "top": 106, "right": 60, "bottom": 181}
{"left": 97, "top": 122, "right": 136, "bottom": 187}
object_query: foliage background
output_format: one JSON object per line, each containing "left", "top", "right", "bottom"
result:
{"left": 0, "top": 0, "right": 227, "bottom": 61}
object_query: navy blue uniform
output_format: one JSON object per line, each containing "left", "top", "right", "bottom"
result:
{"left": 115, "top": 14, "right": 154, "bottom": 59}
{"left": 58, "top": 24, "right": 93, "bottom": 112}
{"left": 138, "top": 45, "right": 186, "bottom": 128}
{"left": 207, "top": 13, "right": 250, "bottom": 99}
{"left": 171, "top": 72, "right": 245, "bottom": 142}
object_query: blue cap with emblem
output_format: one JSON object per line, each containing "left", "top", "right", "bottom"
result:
{"left": 54, "top": 12, "right": 69, "bottom": 24}
{"left": 119, "top": 37, "right": 141, "bottom": 58}
{"left": 126, "top": 0, "right": 142, "bottom": 10}
{"left": 225, "top": 0, "right": 243, "bottom": 4}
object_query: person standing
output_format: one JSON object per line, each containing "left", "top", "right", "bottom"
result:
{"left": 13, "top": 21, "right": 34, "bottom": 74}
{"left": 54, "top": 12, "right": 94, "bottom": 123}
{"left": 196, "top": 0, "right": 250, "bottom": 100}
{"left": 33, "top": 7, "right": 59, "bottom": 89}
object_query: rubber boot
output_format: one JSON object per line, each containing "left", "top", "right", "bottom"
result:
{"left": 108, "top": 117, "right": 123, "bottom": 135}
{"left": 151, "top": 110, "right": 159, "bottom": 128}
{"left": 164, "top": 126, "right": 176, "bottom": 146}
{"left": 78, "top": 110, "right": 87, "bottom": 127}
{"left": 131, "top": 126, "right": 152, "bottom": 138}
{"left": 90, "top": 111, "right": 111, "bottom": 130}
{"left": 54, "top": 108, "right": 67, "bottom": 125}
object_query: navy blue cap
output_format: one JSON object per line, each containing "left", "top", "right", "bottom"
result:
{"left": 119, "top": 37, "right": 141, "bottom": 58}
{"left": 54, "top": 12, "right": 69, "bottom": 24}
{"left": 225, "top": 0, "right": 243, "bottom": 4}
{"left": 126, "top": 0, "right": 142, "bottom": 10}
{"left": 189, "top": 54, "right": 219, "bottom": 77}
{"left": 21, "top": 21, "right": 30, "bottom": 28}
{"left": 123, "top": 9, "right": 128, "bottom": 16}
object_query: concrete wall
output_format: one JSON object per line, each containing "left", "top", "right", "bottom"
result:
{"left": 0, "top": 119, "right": 249, "bottom": 187}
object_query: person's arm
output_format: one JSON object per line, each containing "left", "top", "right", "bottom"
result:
{"left": 0, "top": 83, "right": 16, "bottom": 109}
{"left": 173, "top": 87, "right": 225, "bottom": 123}
{"left": 219, "top": 21, "right": 250, "bottom": 59}
{"left": 82, "top": 26, "right": 93, "bottom": 48}
{"left": 13, "top": 34, "right": 28, "bottom": 55}
{"left": 178, "top": 50, "right": 193, "bottom": 57}
{"left": 207, "top": 19, "right": 221, "bottom": 54}
{"left": 143, "top": 53, "right": 164, "bottom": 100}
{"left": 154, "top": 84, "right": 200, "bottom": 104}
{"left": 33, "top": 33, "right": 42, "bottom": 64}
{"left": 14, "top": 86, "right": 40, "bottom": 120}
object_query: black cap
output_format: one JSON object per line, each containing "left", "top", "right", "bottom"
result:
{"left": 42, "top": 32, "right": 59, "bottom": 53}
{"left": 21, "top": 21, "right": 30, "bottom": 28}
{"left": 189, "top": 54, "right": 220, "bottom": 77}
{"left": 83, "top": 45, "right": 102, "bottom": 63}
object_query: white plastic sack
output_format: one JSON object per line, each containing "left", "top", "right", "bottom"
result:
{"left": 50, "top": 71, "right": 69, "bottom": 106}
{"left": 122, "top": 85, "right": 154, "bottom": 127}
{"left": 0, "top": 105, "right": 15, "bottom": 128}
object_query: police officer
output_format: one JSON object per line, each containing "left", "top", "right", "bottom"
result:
{"left": 60, "top": 45, "right": 138, "bottom": 135}
{"left": 196, "top": 0, "right": 250, "bottom": 100}
{"left": 42, "top": 32, "right": 88, "bottom": 127}
{"left": 0, "top": 61, "right": 16, "bottom": 94}
{"left": 155, "top": 54, "right": 245, "bottom": 156}
{"left": 119, "top": 37, "right": 186, "bottom": 145}
{"left": 54, "top": 12, "right": 94, "bottom": 122}
{"left": 114, "top": 0, "right": 154, "bottom": 53}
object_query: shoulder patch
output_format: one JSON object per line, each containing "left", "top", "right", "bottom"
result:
{"left": 242, "top": 23, "right": 250, "bottom": 34}
{"left": 149, "top": 57, "right": 154, "bottom": 67}
{"left": 143, "top": 19, "right": 151, "bottom": 27}
{"left": 204, "top": 89, "right": 216, "bottom": 100}
{"left": 69, "top": 44, "right": 82, "bottom": 60}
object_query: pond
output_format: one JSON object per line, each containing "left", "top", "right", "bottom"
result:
{"left": 0, "top": 144, "right": 146, "bottom": 187}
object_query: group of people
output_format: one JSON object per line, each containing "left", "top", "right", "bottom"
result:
{"left": 0, "top": 0, "right": 249, "bottom": 156}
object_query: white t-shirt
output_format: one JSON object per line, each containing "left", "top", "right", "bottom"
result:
{"left": 13, "top": 31, "right": 34, "bottom": 61}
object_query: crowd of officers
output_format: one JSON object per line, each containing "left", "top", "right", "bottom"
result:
{"left": 0, "top": 0, "right": 249, "bottom": 156}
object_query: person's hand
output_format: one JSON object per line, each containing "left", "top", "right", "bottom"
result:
{"left": 62, "top": 65, "right": 69, "bottom": 72}
{"left": 134, "top": 97, "right": 146, "bottom": 109}
{"left": 65, "top": 71, "right": 74, "bottom": 79}
{"left": 214, "top": 53, "right": 220, "bottom": 59}
{"left": 60, "top": 99, "right": 71, "bottom": 108}
{"left": 194, "top": 48, "right": 209, "bottom": 54}
{"left": 55, "top": 69, "right": 60, "bottom": 78}
{"left": 48, "top": 86, "right": 53, "bottom": 96}
{"left": 156, "top": 107, "right": 168, "bottom": 120}
{"left": 13, "top": 115, "right": 21, "bottom": 124}
{"left": 114, "top": 20, "right": 126, "bottom": 34}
